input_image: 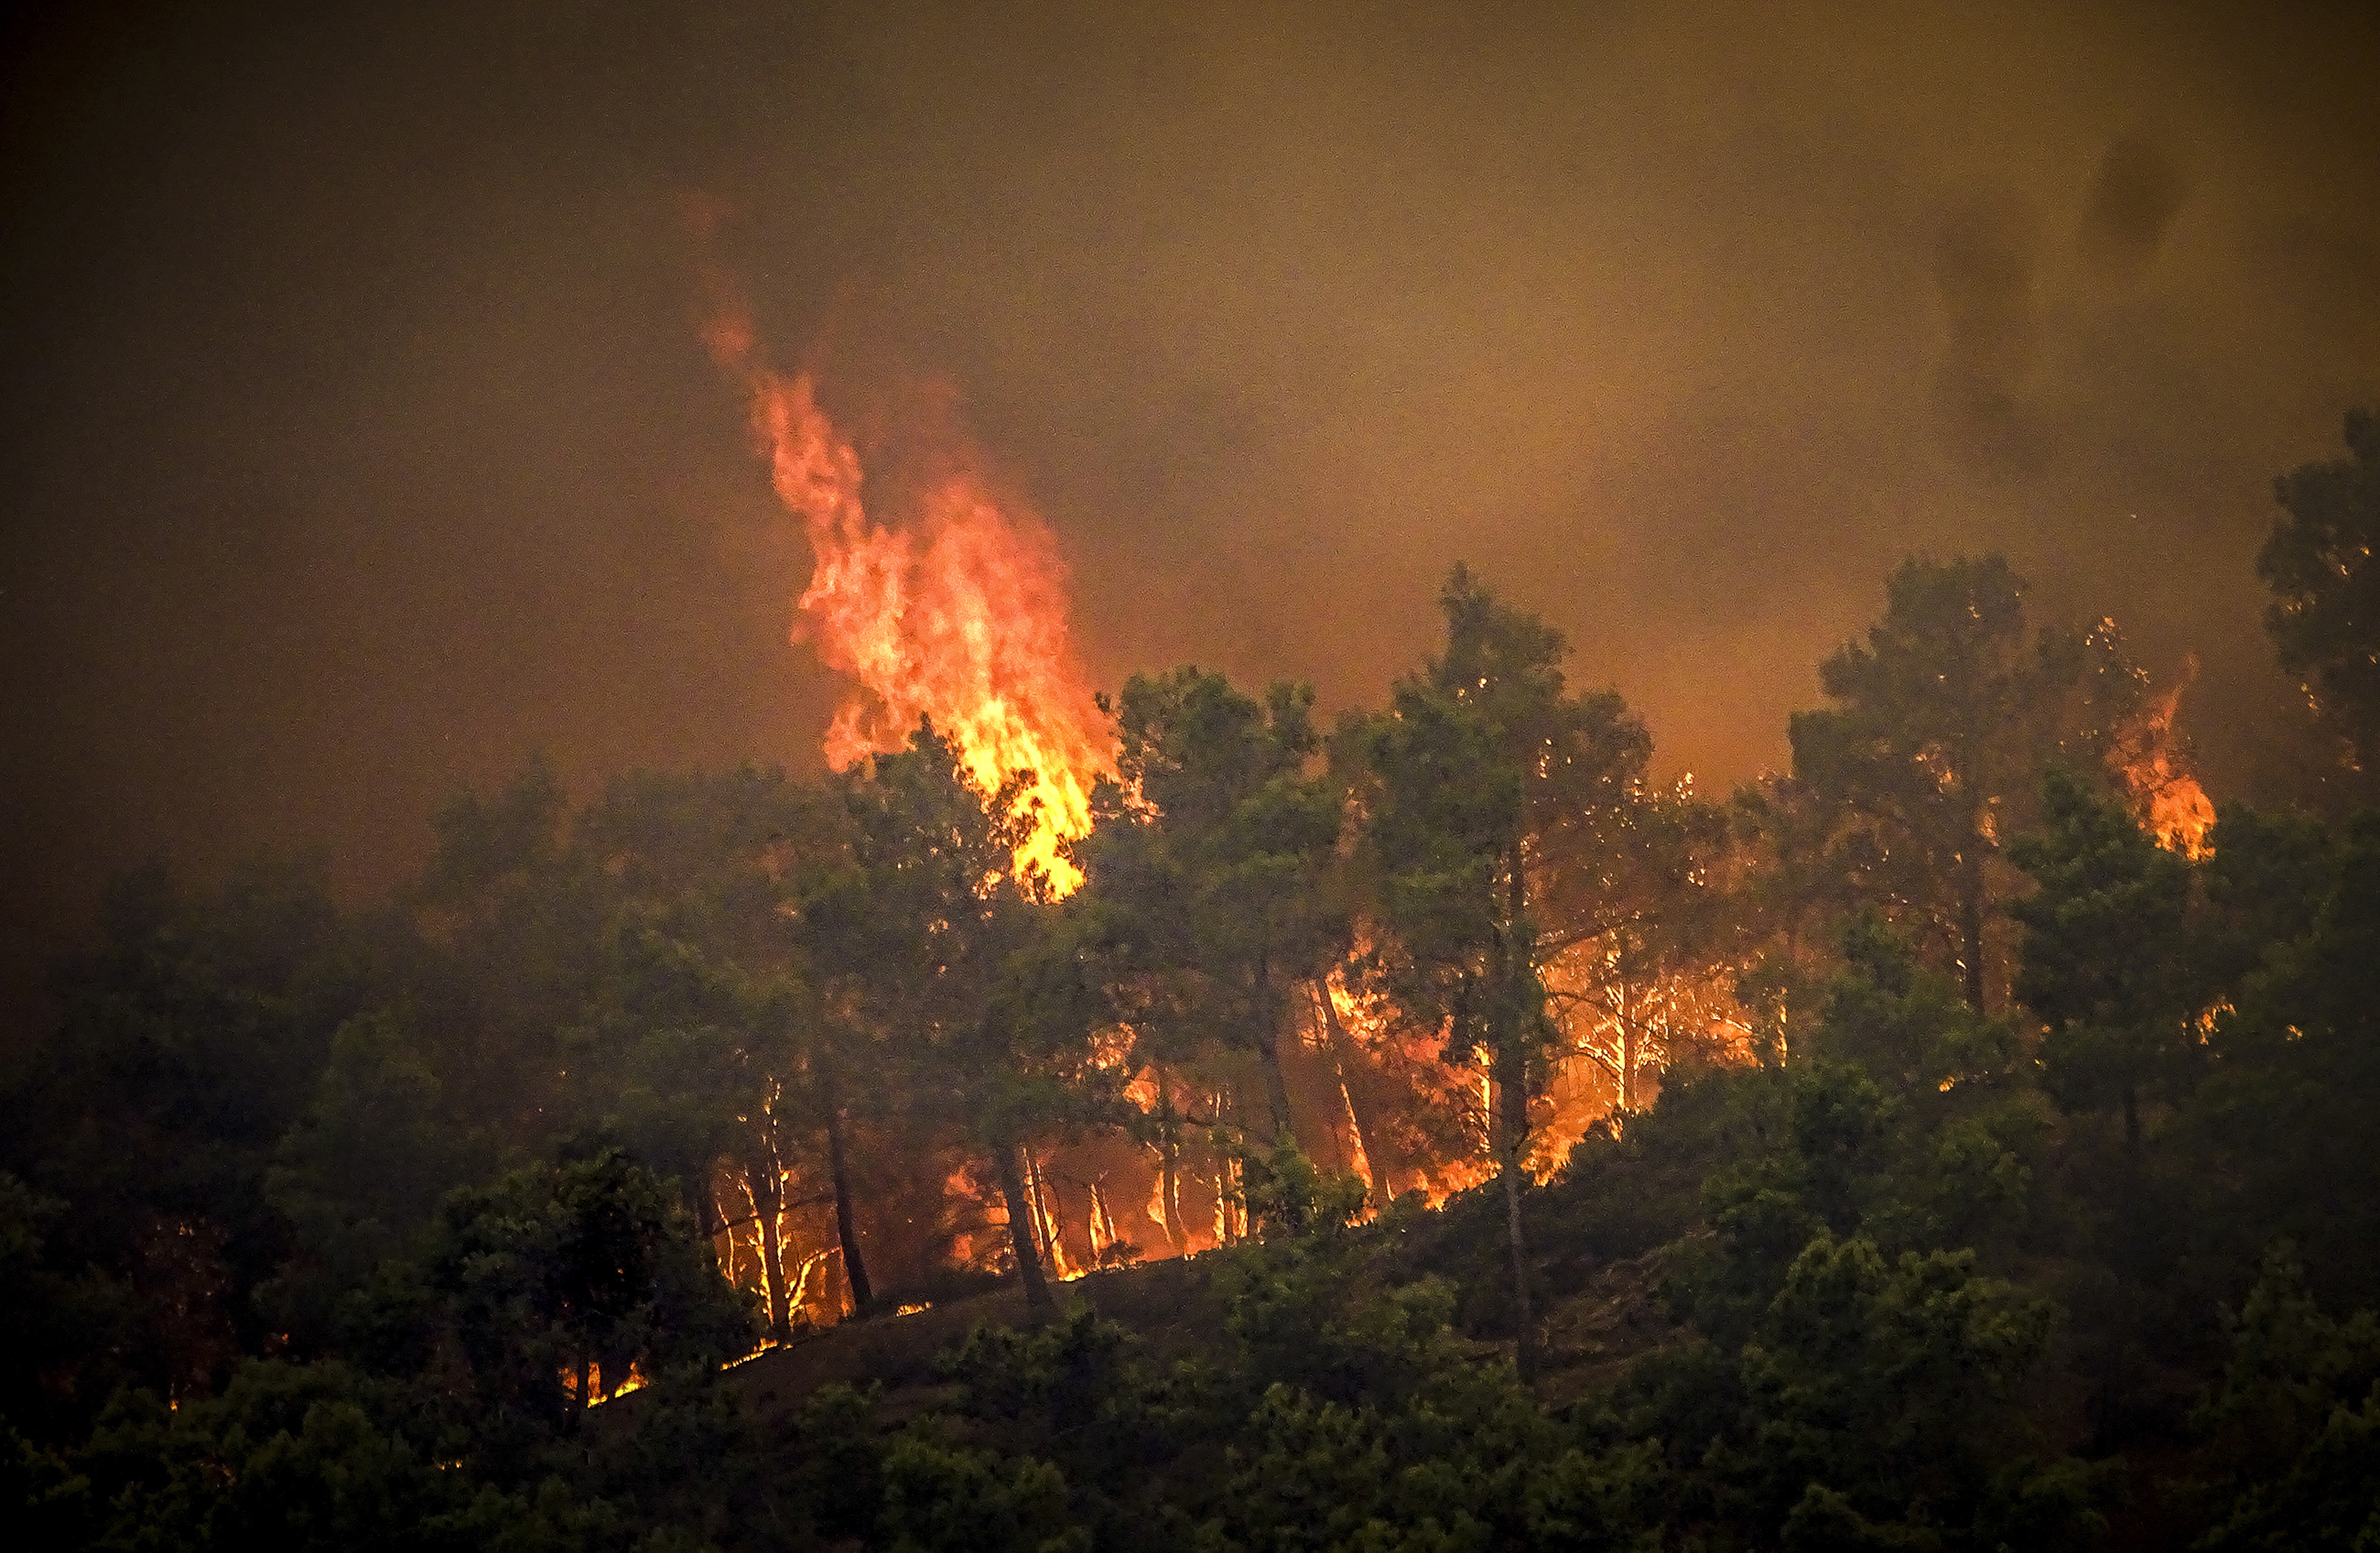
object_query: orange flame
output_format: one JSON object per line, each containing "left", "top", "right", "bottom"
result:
{"left": 2110, "top": 657, "right": 2216, "bottom": 860}
{"left": 703, "top": 304, "right": 1109, "bottom": 888}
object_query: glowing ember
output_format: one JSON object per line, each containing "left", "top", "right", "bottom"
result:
{"left": 703, "top": 302, "right": 1110, "bottom": 889}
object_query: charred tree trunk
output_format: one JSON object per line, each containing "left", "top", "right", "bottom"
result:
{"left": 825, "top": 1097, "right": 873, "bottom": 1314}
{"left": 994, "top": 1144, "right": 1054, "bottom": 1312}
{"left": 1500, "top": 842, "right": 1538, "bottom": 1386}
{"left": 1257, "top": 1035, "right": 1296, "bottom": 1147}
{"left": 1254, "top": 961, "right": 1297, "bottom": 1148}
{"left": 1496, "top": 1026, "right": 1536, "bottom": 1385}
{"left": 748, "top": 1159, "right": 791, "bottom": 1342}
{"left": 697, "top": 1175, "right": 730, "bottom": 1283}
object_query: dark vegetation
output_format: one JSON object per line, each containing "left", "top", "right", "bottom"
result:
{"left": 6, "top": 414, "right": 2380, "bottom": 1548}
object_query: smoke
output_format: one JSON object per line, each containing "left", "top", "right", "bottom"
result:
{"left": 1934, "top": 193, "right": 2043, "bottom": 449}
{"left": 2077, "top": 135, "right": 2190, "bottom": 285}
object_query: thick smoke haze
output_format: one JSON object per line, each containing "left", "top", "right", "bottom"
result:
{"left": 4, "top": 0, "right": 2376, "bottom": 1041}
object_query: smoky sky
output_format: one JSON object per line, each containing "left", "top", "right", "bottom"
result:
{"left": 4, "top": 0, "right": 2376, "bottom": 1038}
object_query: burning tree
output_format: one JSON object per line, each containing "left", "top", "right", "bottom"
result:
{"left": 553, "top": 768, "right": 881, "bottom": 1341}
{"left": 1345, "top": 565, "right": 1654, "bottom": 1380}
{"left": 804, "top": 719, "right": 1125, "bottom": 1312}
{"left": 1784, "top": 556, "right": 2157, "bottom": 1012}
{"left": 1532, "top": 772, "right": 1752, "bottom": 1150}
{"left": 1073, "top": 668, "right": 1349, "bottom": 1164}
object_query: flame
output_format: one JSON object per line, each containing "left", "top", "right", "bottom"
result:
{"left": 575, "top": 1358, "right": 650, "bottom": 1407}
{"left": 2110, "top": 658, "right": 2216, "bottom": 860}
{"left": 703, "top": 302, "right": 1110, "bottom": 889}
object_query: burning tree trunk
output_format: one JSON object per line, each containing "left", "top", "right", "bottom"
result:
{"left": 1311, "top": 976, "right": 1383, "bottom": 1200}
{"left": 1021, "top": 1147, "right": 1067, "bottom": 1279}
{"left": 746, "top": 1158, "right": 791, "bottom": 1341}
{"left": 1155, "top": 1069, "right": 1188, "bottom": 1255}
{"left": 993, "top": 1144, "right": 1053, "bottom": 1311}
{"left": 1211, "top": 1089, "right": 1245, "bottom": 1244}
{"left": 1087, "top": 1179, "right": 1119, "bottom": 1264}
{"left": 1252, "top": 953, "right": 1299, "bottom": 1147}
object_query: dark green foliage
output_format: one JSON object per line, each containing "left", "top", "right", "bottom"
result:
{"left": 2260, "top": 408, "right": 2380, "bottom": 771}
{"left": 916, "top": 1209, "right": 1674, "bottom": 1553}
{"left": 14, "top": 538, "right": 2380, "bottom": 1551}
{"left": 0, "top": 1172, "right": 142, "bottom": 1442}
{"left": 941, "top": 1305, "right": 1226, "bottom": 1491}
{"left": 1, "top": 855, "right": 382, "bottom": 1407}
{"left": 1, "top": 1419, "right": 93, "bottom": 1548}
{"left": 782, "top": 1385, "right": 890, "bottom": 1543}
{"left": 2184, "top": 812, "right": 2380, "bottom": 1302}
{"left": 2011, "top": 769, "right": 2203, "bottom": 1141}
{"left": 804, "top": 718, "right": 1128, "bottom": 1308}
{"left": 1207, "top": 1364, "right": 1641, "bottom": 1553}
{"left": 2191, "top": 1247, "right": 2380, "bottom": 1549}
{"left": 73, "top": 1364, "right": 473, "bottom": 1551}
{"left": 879, "top": 1431, "right": 1088, "bottom": 1553}
{"left": 1814, "top": 911, "right": 2024, "bottom": 1096}
{"left": 418, "top": 1148, "right": 754, "bottom": 1427}
{"left": 1349, "top": 567, "right": 1655, "bottom": 1082}
{"left": 1786, "top": 556, "right": 2143, "bottom": 1010}
{"left": 1076, "top": 667, "right": 1346, "bottom": 1145}
{"left": 261, "top": 1012, "right": 490, "bottom": 1356}
{"left": 45, "top": 1358, "right": 642, "bottom": 1552}
{"left": 1348, "top": 565, "right": 1654, "bottom": 1382}
{"left": 577, "top": 1367, "right": 819, "bottom": 1551}
{"left": 2198, "top": 803, "right": 2337, "bottom": 973}
{"left": 1714, "top": 1236, "right": 2080, "bottom": 1545}
{"left": 1662, "top": 926, "right": 2046, "bottom": 1332}
{"left": 1238, "top": 1136, "right": 1369, "bottom": 1243}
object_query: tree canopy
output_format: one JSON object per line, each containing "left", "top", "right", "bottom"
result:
{"left": 8, "top": 520, "right": 2380, "bottom": 1549}
{"left": 2262, "top": 408, "right": 2380, "bottom": 775}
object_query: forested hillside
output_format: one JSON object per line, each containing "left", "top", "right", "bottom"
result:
{"left": 5, "top": 415, "right": 2378, "bottom": 1550}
